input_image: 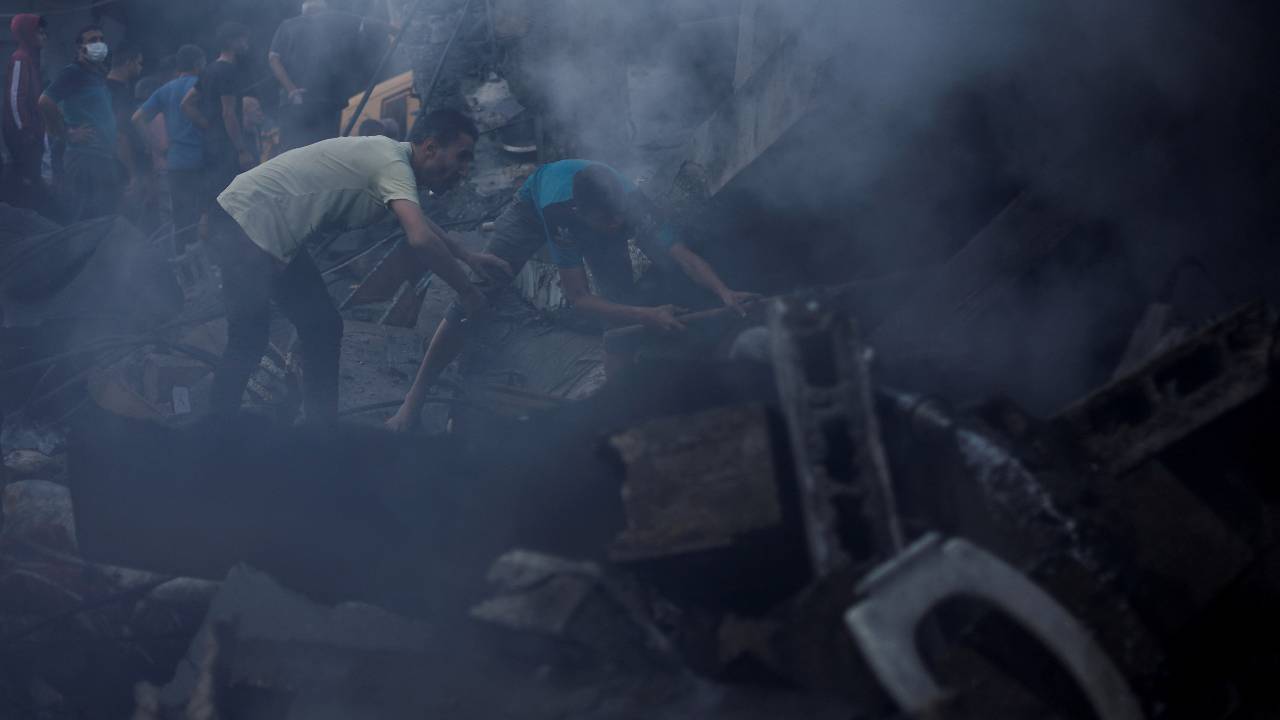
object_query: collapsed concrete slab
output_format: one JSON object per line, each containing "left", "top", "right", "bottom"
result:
{"left": 159, "top": 565, "right": 433, "bottom": 716}
{"left": 471, "top": 549, "right": 674, "bottom": 671}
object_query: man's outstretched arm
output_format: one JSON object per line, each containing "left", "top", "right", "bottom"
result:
{"left": 390, "top": 199, "right": 487, "bottom": 316}
{"left": 421, "top": 213, "right": 513, "bottom": 281}
{"left": 559, "top": 266, "right": 687, "bottom": 331}
{"left": 666, "top": 242, "right": 759, "bottom": 316}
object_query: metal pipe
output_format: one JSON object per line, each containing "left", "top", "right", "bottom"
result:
{"left": 342, "top": 0, "right": 429, "bottom": 137}
{"left": 419, "top": 0, "right": 479, "bottom": 113}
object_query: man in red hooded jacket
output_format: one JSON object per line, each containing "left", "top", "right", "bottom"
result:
{"left": 3, "top": 13, "right": 48, "bottom": 209}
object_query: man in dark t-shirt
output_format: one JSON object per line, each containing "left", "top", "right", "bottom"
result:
{"left": 268, "top": 0, "right": 396, "bottom": 150}
{"left": 181, "top": 22, "right": 253, "bottom": 199}
{"left": 105, "top": 42, "right": 145, "bottom": 184}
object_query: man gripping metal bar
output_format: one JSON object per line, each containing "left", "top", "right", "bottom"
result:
{"left": 208, "top": 109, "right": 500, "bottom": 421}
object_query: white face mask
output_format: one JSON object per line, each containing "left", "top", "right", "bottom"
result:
{"left": 84, "top": 41, "right": 108, "bottom": 64}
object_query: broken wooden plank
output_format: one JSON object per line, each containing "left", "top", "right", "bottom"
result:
{"left": 609, "top": 404, "right": 784, "bottom": 562}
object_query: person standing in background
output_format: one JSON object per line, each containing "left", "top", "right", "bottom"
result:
{"left": 357, "top": 117, "right": 387, "bottom": 137}
{"left": 3, "top": 13, "right": 48, "bottom": 211}
{"left": 268, "top": 0, "right": 397, "bottom": 151}
{"left": 181, "top": 22, "right": 253, "bottom": 201}
{"left": 39, "top": 25, "right": 124, "bottom": 221}
{"left": 105, "top": 41, "right": 144, "bottom": 190}
{"left": 240, "top": 96, "right": 275, "bottom": 165}
{"left": 134, "top": 44, "right": 207, "bottom": 256}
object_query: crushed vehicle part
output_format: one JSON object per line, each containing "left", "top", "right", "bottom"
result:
{"left": 846, "top": 533, "right": 1144, "bottom": 720}
{"left": 769, "top": 294, "right": 903, "bottom": 577}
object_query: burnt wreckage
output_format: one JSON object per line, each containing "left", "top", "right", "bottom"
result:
{"left": 5, "top": 0, "right": 1280, "bottom": 718}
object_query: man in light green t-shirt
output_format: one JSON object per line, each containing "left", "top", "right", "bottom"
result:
{"left": 208, "top": 109, "right": 510, "bottom": 420}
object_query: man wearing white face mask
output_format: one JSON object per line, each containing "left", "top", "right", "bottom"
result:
{"left": 38, "top": 24, "right": 125, "bottom": 221}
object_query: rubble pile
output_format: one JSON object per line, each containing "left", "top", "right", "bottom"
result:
{"left": 4, "top": 1, "right": 1280, "bottom": 718}
{"left": 4, "top": 274, "right": 1279, "bottom": 717}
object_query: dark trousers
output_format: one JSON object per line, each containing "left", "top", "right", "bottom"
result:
{"left": 204, "top": 148, "right": 240, "bottom": 199}
{"left": 279, "top": 102, "right": 340, "bottom": 152}
{"left": 208, "top": 208, "right": 343, "bottom": 421}
{"left": 1, "top": 140, "right": 47, "bottom": 211}
{"left": 62, "top": 147, "right": 123, "bottom": 222}
{"left": 168, "top": 168, "right": 207, "bottom": 256}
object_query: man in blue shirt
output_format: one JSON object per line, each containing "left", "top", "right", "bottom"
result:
{"left": 38, "top": 24, "right": 122, "bottom": 221}
{"left": 386, "top": 159, "right": 756, "bottom": 431}
{"left": 134, "top": 44, "right": 207, "bottom": 256}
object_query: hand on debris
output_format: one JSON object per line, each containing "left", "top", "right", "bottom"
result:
{"left": 467, "top": 251, "right": 514, "bottom": 283}
{"left": 385, "top": 403, "right": 418, "bottom": 433}
{"left": 288, "top": 88, "right": 306, "bottom": 105}
{"left": 641, "top": 305, "right": 688, "bottom": 332}
{"left": 719, "top": 290, "right": 762, "bottom": 317}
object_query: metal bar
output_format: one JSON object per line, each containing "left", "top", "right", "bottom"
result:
{"left": 484, "top": 0, "right": 498, "bottom": 63}
{"left": 419, "top": 0, "right": 479, "bottom": 114}
{"left": 342, "top": 0, "right": 429, "bottom": 137}
{"left": 601, "top": 297, "right": 770, "bottom": 354}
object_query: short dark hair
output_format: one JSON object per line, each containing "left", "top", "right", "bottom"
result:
{"left": 111, "top": 41, "right": 142, "bottom": 68}
{"left": 216, "top": 21, "right": 249, "bottom": 51}
{"left": 358, "top": 118, "right": 387, "bottom": 137}
{"left": 175, "top": 44, "right": 206, "bottom": 73}
{"left": 409, "top": 108, "right": 479, "bottom": 147}
{"left": 75, "top": 24, "right": 103, "bottom": 46}
{"left": 572, "top": 164, "right": 627, "bottom": 217}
